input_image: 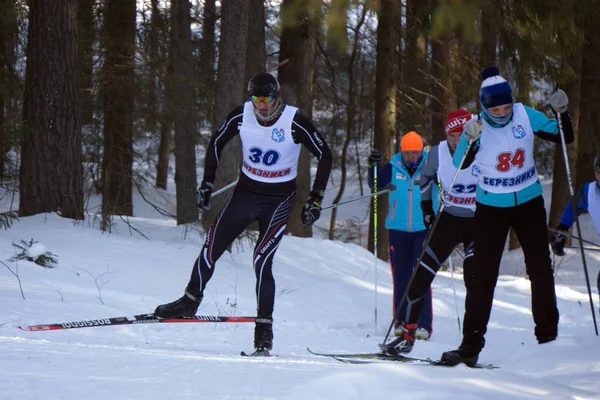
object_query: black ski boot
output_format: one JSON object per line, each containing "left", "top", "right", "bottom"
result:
{"left": 440, "top": 346, "right": 479, "bottom": 368}
{"left": 154, "top": 290, "right": 202, "bottom": 319}
{"left": 381, "top": 322, "right": 416, "bottom": 355}
{"left": 254, "top": 314, "right": 274, "bottom": 354}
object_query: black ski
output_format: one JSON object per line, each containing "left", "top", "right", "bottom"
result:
{"left": 306, "top": 348, "right": 498, "bottom": 370}
{"left": 19, "top": 314, "right": 256, "bottom": 331}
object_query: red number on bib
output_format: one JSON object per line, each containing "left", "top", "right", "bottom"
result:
{"left": 496, "top": 148, "right": 525, "bottom": 172}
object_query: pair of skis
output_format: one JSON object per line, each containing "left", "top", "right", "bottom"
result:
{"left": 306, "top": 348, "right": 498, "bottom": 369}
{"left": 17, "top": 314, "right": 498, "bottom": 369}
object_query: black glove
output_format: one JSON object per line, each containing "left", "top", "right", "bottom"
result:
{"left": 301, "top": 190, "right": 324, "bottom": 226}
{"left": 550, "top": 224, "right": 569, "bottom": 256}
{"left": 421, "top": 200, "right": 435, "bottom": 230}
{"left": 368, "top": 150, "right": 382, "bottom": 167}
{"left": 195, "top": 181, "right": 214, "bottom": 210}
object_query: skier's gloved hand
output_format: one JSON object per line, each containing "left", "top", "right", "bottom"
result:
{"left": 195, "top": 181, "right": 214, "bottom": 210}
{"left": 550, "top": 223, "right": 569, "bottom": 256}
{"left": 421, "top": 200, "right": 435, "bottom": 230}
{"left": 368, "top": 150, "right": 382, "bottom": 167}
{"left": 550, "top": 89, "right": 569, "bottom": 113}
{"left": 301, "top": 190, "right": 324, "bottom": 226}
{"left": 463, "top": 118, "right": 482, "bottom": 143}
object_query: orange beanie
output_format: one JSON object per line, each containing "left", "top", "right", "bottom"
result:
{"left": 400, "top": 131, "right": 423, "bottom": 151}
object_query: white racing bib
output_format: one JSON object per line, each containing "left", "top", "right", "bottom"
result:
{"left": 438, "top": 140, "right": 478, "bottom": 210}
{"left": 240, "top": 102, "right": 301, "bottom": 183}
{"left": 588, "top": 183, "right": 600, "bottom": 236}
{"left": 476, "top": 103, "right": 538, "bottom": 194}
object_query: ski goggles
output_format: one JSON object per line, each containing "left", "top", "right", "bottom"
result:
{"left": 250, "top": 95, "right": 275, "bottom": 104}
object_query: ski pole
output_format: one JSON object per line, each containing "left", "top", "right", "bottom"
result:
{"left": 373, "top": 162, "right": 379, "bottom": 332}
{"left": 548, "top": 227, "right": 600, "bottom": 249}
{"left": 556, "top": 110, "right": 598, "bottom": 335}
{"left": 213, "top": 180, "right": 238, "bottom": 197}
{"left": 380, "top": 138, "right": 475, "bottom": 350}
{"left": 448, "top": 255, "right": 462, "bottom": 333}
{"left": 320, "top": 185, "right": 396, "bottom": 211}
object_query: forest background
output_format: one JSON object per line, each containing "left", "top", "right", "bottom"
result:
{"left": 1, "top": 0, "right": 599, "bottom": 260}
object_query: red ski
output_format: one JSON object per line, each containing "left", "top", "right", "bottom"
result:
{"left": 18, "top": 313, "right": 257, "bottom": 331}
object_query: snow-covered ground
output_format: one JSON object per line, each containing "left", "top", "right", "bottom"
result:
{"left": 1, "top": 174, "right": 600, "bottom": 399}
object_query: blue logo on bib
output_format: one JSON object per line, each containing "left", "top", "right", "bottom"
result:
{"left": 271, "top": 128, "right": 285, "bottom": 143}
{"left": 512, "top": 124, "right": 526, "bottom": 139}
{"left": 471, "top": 164, "right": 481, "bottom": 177}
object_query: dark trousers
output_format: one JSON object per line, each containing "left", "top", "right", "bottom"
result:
{"left": 186, "top": 189, "right": 296, "bottom": 317}
{"left": 462, "top": 195, "right": 559, "bottom": 352}
{"left": 402, "top": 212, "right": 475, "bottom": 331}
{"left": 389, "top": 229, "right": 432, "bottom": 332}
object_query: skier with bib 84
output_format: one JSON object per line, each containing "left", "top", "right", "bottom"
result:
{"left": 440, "top": 66, "right": 575, "bottom": 367}
{"left": 384, "top": 109, "right": 479, "bottom": 355}
{"left": 154, "top": 72, "right": 333, "bottom": 355}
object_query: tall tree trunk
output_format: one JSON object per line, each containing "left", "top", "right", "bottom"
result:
{"left": 171, "top": 0, "right": 198, "bottom": 224}
{"left": 549, "top": 47, "right": 582, "bottom": 232}
{"left": 19, "top": 0, "right": 83, "bottom": 219}
{"left": 197, "top": 0, "right": 216, "bottom": 128}
{"left": 430, "top": 31, "right": 457, "bottom": 144}
{"left": 200, "top": 0, "right": 250, "bottom": 230}
{"left": 155, "top": 0, "right": 170, "bottom": 190}
{"left": 278, "top": 0, "right": 320, "bottom": 238}
{"left": 244, "top": 0, "right": 265, "bottom": 83}
{"left": 479, "top": 0, "right": 497, "bottom": 69}
{"left": 575, "top": 7, "right": 600, "bottom": 189}
{"left": 146, "top": 0, "right": 160, "bottom": 134}
{"left": 328, "top": 4, "right": 367, "bottom": 240}
{"left": 400, "top": 0, "right": 426, "bottom": 133}
{"left": 101, "top": 0, "right": 136, "bottom": 228}
{"left": 77, "top": 0, "right": 94, "bottom": 127}
{"left": 0, "top": 0, "right": 16, "bottom": 180}
{"left": 369, "top": 0, "right": 400, "bottom": 260}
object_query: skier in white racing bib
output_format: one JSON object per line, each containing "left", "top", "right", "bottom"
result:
{"left": 384, "top": 109, "right": 479, "bottom": 355}
{"left": 440, "top": 66, "right": 575, "bottom": 367}
{"left": 154, "top": 72, "right": 332, "bottom": 355}
{"left": 551, "top": 154, "right": 600, "bottom": 306}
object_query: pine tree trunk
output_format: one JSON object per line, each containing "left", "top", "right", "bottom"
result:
{"left": 278, "top": 0, "right": 319, "bottom": 238}
{"left": 369, "top": 0, "right": 400, "bottom": 260}
{"left": 200, "top": 0, "right": 250, "bottom": 230}
{"left": 548, "top": 48, "right": 582, "bottom": 232}
{"left": 101, "top": 0, "right": 136, "bottom": 227}
{"left": 430, "top": 31, "right": 457, "bottom": 144}
{"left": 171, "top": 0, "right": 198, "bottom": 225}
{"left": 328, "top": 5, "right": 368, "bottom": 241}
{"left": 198, "top": 0, "right": 216, "bottom": 127}
{"left": 576, "top": 8, "right": 600, "bottom": 189}
{"left": 479, "top": 1, "right": 497, "bottom": 68}
{"left": 400, "top": 0, "right": 426, "bottom": 133}
{"left": 77, "top": 0, "right": 94, "bottom": 127}
{"left": 19, "top": 0, "right": 83, "bottom": 219}
{"left": 146, "top": 0, "right": 160, "bottom": 135}
{"left": 244, "top": 0, "right": 265, "bottom": 84}
{"left": 0, "top": 0, "right": 16, "bottom": 181}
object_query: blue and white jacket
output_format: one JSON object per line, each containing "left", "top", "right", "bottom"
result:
{"left": 369, "top": 151, "right": 439, "bottom": 232}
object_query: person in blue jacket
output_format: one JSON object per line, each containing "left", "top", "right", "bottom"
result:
{"left": 551, "top": 154, "right": 600, "bottom": 299}
{"left": 368, "top": 131, "right": 439, "bottom": 339}
{"left": 440, "top": 66, "right": 575, "bottom": 367}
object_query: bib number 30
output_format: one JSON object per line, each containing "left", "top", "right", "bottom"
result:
{"left": 249, "top": 147, "right": 280, "bottom": 166}
{"left": 496, "top": 148, "right": 525, "bottom": 172}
